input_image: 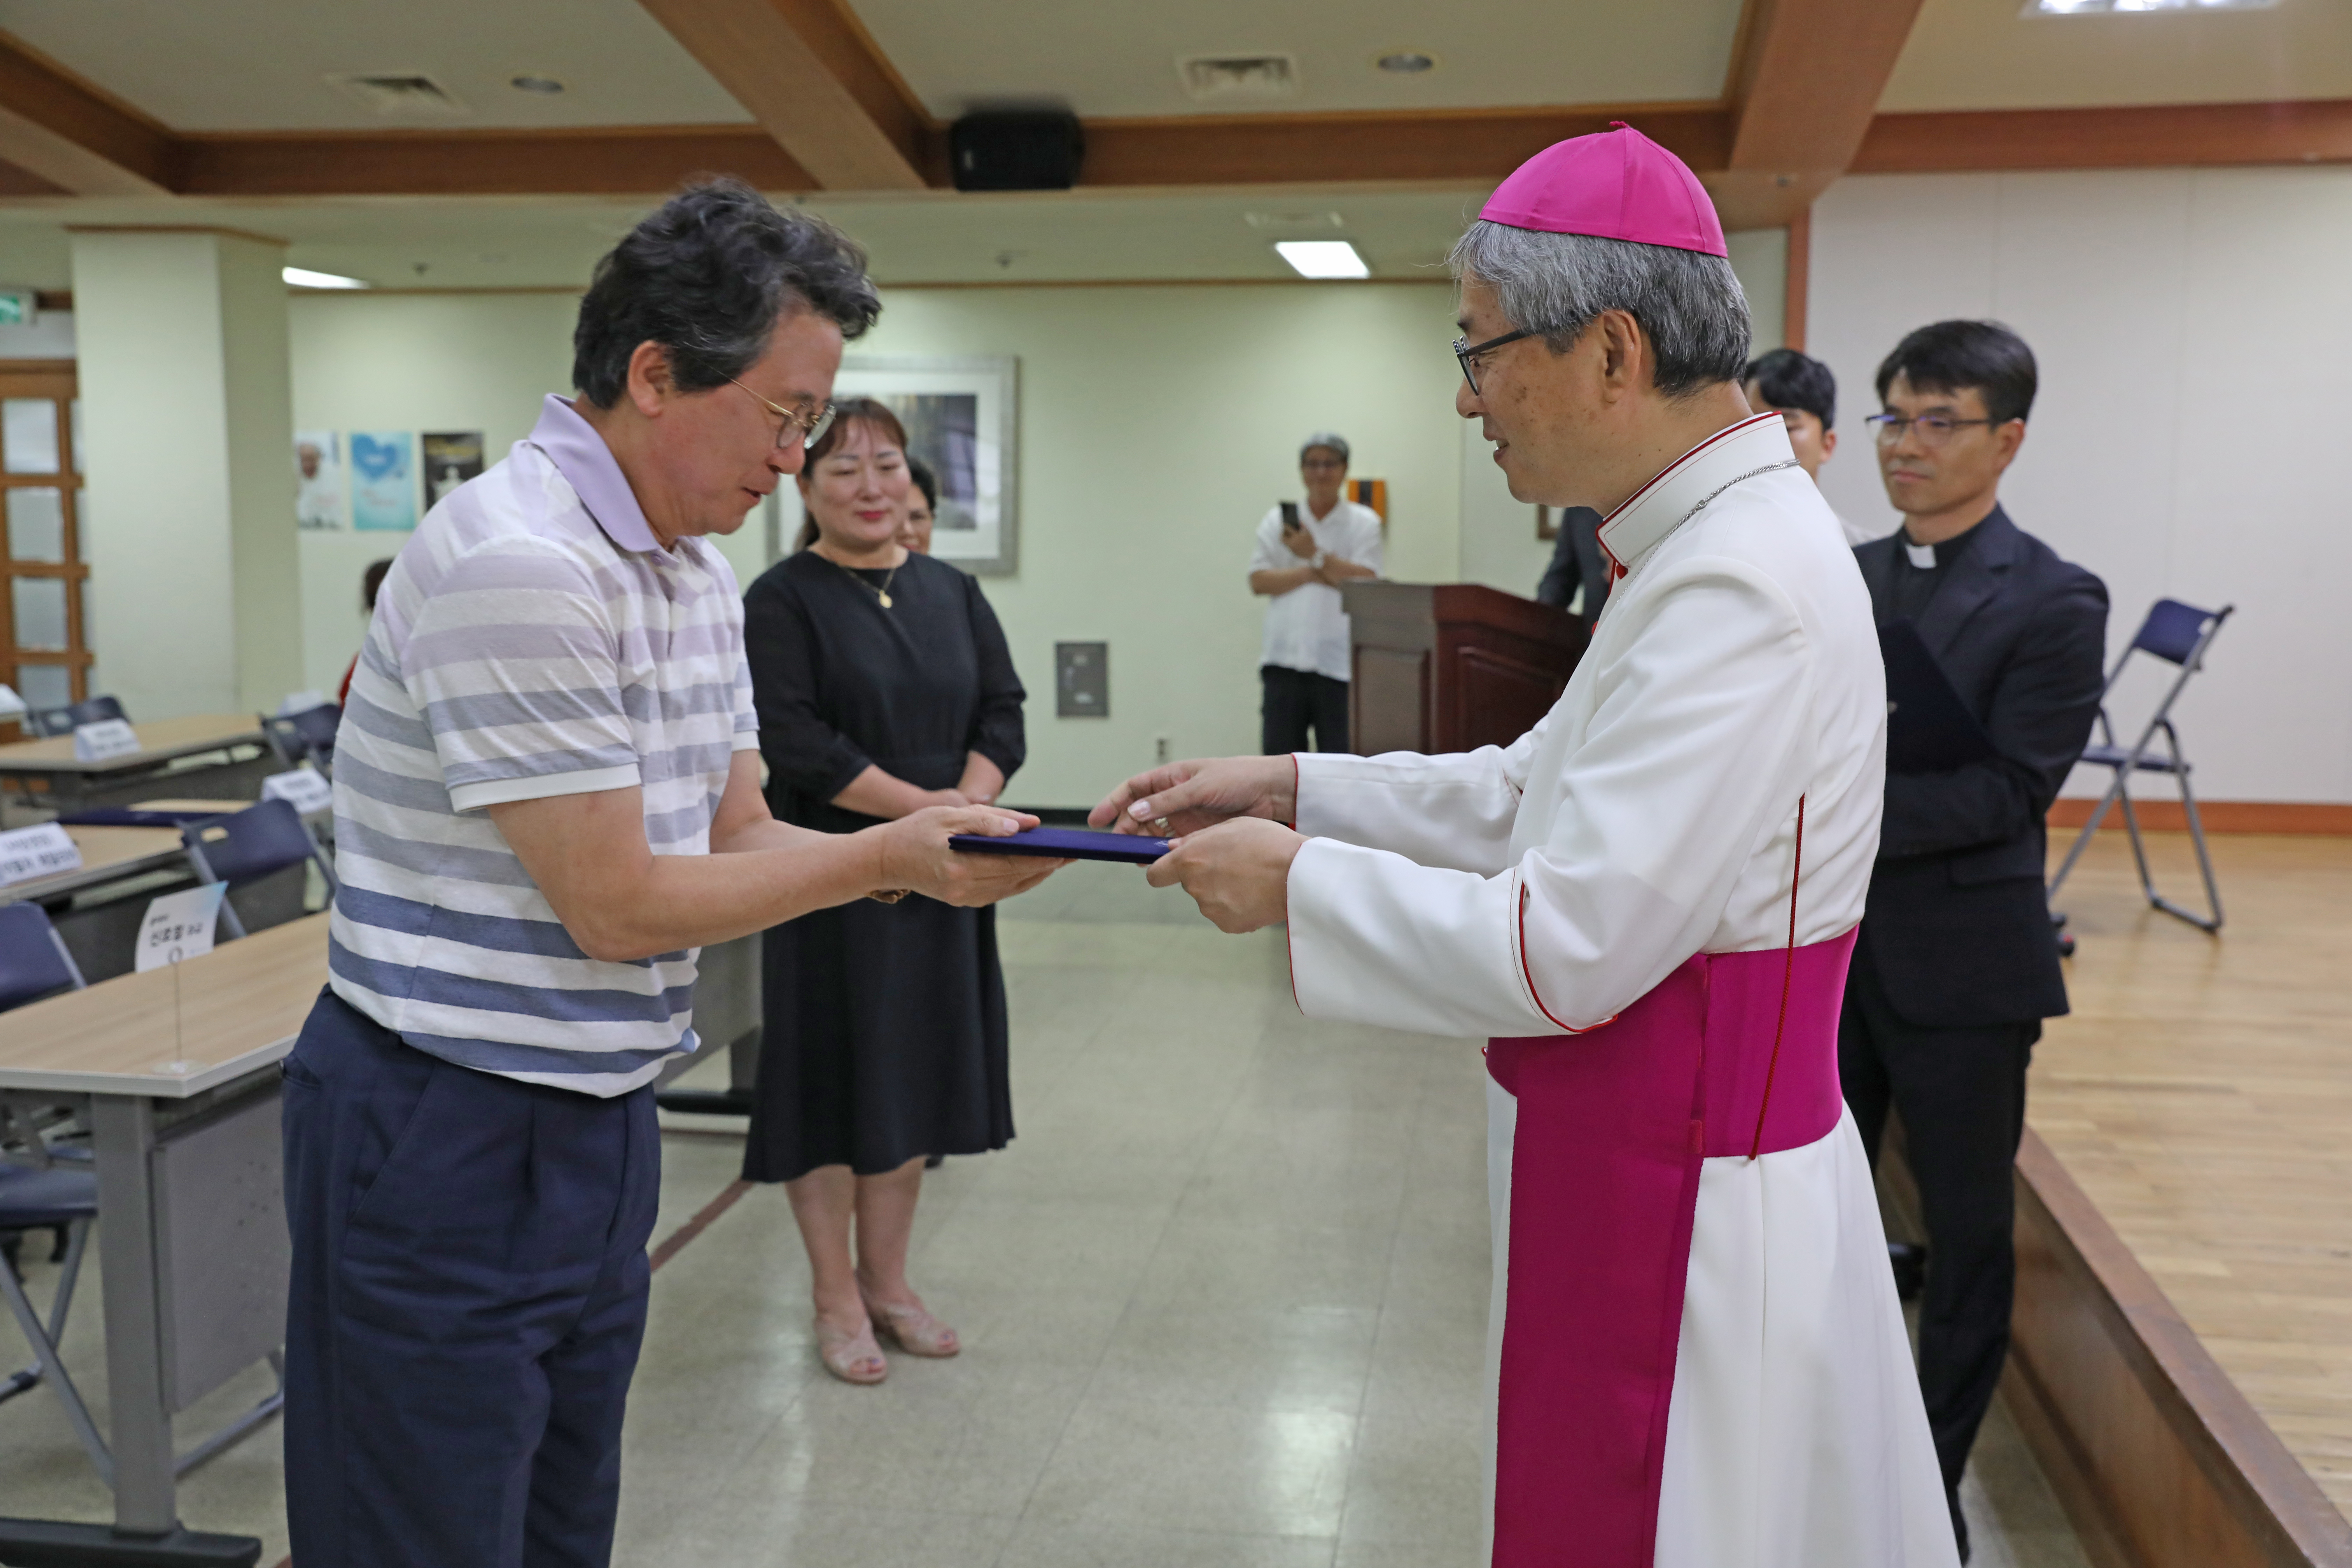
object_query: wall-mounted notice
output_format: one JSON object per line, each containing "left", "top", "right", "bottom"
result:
{"left": 295, "top": 430, "right": 346, "bottom": 530}
{"left": 351, "top": 431, "right": 417, "bottom": 531}
{"left": 0, "top": 821, "right": 79, "bottom": 887}
{"left": 421, "top": 431, "right": 485, "bottom": 511}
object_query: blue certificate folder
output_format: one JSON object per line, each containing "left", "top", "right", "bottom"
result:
{"left": 948, "top": 826, "right": 1172, "bottom": 863}
{"left": 1880, "top": 620, "right": 1997, "bottom": 774}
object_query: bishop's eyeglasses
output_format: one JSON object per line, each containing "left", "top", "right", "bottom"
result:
{"left": 730, "top": 378, "right": 838, "bottom": 450}
{"left": 1452, "top": 327, "right": 1539, "bottom": 395}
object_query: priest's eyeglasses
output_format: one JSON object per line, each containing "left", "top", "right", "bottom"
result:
{"left": 1454, "top": 328, "right": 1539, "bottom": 394}
{"left": 1866, "top": 412, "right": 2000, "bottom": 449}
{"left": 730, "top": 378, "right": 838, "bottom": 450}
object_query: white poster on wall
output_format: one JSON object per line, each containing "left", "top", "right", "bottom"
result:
{"left": 831, "top": 356, "right": 1018, "bottom": 577}
{"left": 295, "top": 430, "right": 345, "bottom": 530}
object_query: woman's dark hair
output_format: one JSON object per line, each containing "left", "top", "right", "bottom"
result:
{"left": 1743, "top": 348, "right": 1836, "bottom": 430}
{"left": 1874, "top": 320, "right": 2037, "bottom": 426}
{"left": 362, "top": 557, "right": 394, "bottom": 612}
{"left": 573, "top": 178, "right": 881, "bottom": 410}
{"left": 793, "top": 399, "right": 911, "bottom": 552}
{"left": 906, "top": 455, "right": 938, "bottom": 514}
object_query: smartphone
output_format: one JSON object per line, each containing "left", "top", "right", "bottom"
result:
{"left": 1279, "top": 501, "right": 1300, "bottom": 532}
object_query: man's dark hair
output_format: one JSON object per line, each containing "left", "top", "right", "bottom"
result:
{"left": 907, "top": 455, "right": 939, "bottom": 514}
{"left": 362, "top": 557, "right": 394, "bottom": 613}
{"left": 573, "top": 178, "right": 881, "bottom": 409}
{"left": 1874, "top": 320, "right": 2037, "bottom": 426}
{"left": 1744, "top": 347, "right": 1836, "bottom": 430}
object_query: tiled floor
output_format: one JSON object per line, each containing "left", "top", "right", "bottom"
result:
{"left": 0, "top": 860, "right": 2091, "bottom": 1564}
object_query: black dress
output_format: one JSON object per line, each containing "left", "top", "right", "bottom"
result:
{"left": 740, "top": 549, "right": 1027, "bottom": 1183}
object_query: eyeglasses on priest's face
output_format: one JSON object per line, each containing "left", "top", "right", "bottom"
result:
{"left": 1452, "top": 327, "right": 1539, "bottom": 395}
{"left": 728, "top": 378, "right": 838, "bottom": 450}
{"left": 1866, "top": 412, "right": 2004, "bottom": 450}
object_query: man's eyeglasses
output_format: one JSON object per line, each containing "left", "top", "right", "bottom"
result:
{"left": 730, "top": 378, "right": 837, "bottom": 450}
{"left": 1452, "top": 327, "right": 1538, "bottom": 395}
{"left": 1867, "top": 412, "right": 2002, "bottom": 449}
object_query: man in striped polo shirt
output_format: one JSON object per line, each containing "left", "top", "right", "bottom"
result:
{"left": 280, "top": 181, "right": 1058, "bottom": 1567}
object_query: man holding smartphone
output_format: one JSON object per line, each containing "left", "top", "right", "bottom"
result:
{"left": 1247, "top": 432, "right": 1383, "bottom": 754}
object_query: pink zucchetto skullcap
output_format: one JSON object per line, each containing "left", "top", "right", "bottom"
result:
{"left": 1478, "top": 122, "right": 1727, "bottom": 259}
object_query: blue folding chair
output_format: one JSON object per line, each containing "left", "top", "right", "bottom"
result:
{"left": 181, "top": 797, "right": 339, "bottom": 940}
{"left": 25, "top": 693, "right": 126, "bottom": 738}
{"left": 2047, "top": 598, "right": 2234, "bottom": 933}
{"left": 262, "top": 701, "right": 343, "bottom": 782}
{"left": 0, "top": 902, "right": 100, "bottom": 1470}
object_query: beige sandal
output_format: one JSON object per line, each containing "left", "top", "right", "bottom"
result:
{"left": 816, "top": 1315, "right": 888, "bottom": 1384}
{"left": 860, "top": 1291, "right": 959, "bottom": 1358}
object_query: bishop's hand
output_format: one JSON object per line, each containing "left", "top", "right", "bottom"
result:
{"left": 1089, "top": 755, "right": 1298, "bottom": 838}
{"left": 1144, "top": 818, "right": 1303, "bottom": 933}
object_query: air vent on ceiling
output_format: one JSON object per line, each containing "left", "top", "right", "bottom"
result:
{"left": 329, "top": 73, "right": 468, "bottom": 117}
{"left": 1178, "top": 55, "right": 1298, "bottom": 102}
{"left": 1244, "top": 210, "right": 1345, "bottom": 232}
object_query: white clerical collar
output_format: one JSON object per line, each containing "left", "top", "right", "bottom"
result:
{"left": 1596, "top": 411, "right": 1798, "bottom": 579}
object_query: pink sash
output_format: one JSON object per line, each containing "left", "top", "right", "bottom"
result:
{"left": 1484, "top": 926, "right": 1858, "bottom": 1567}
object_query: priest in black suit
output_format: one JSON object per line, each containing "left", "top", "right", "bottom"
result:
{"left": 1844, "top": 320, "right": 2107, "bottom": 1561}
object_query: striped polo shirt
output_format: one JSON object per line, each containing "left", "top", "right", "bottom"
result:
{"left": 327, "top": 394, "right": 759, "bottom": 1097}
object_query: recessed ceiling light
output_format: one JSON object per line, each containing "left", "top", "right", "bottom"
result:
{"left": 1275, "top": 240, "right": 1369, "bottom": 280}
{"left": 283, "top": 267, "right": 369, "bottom": 290}
{"left": 2023, "top": 0, "right": 2274, "bottom": 12}
{"left": 511, "top": 75, "right": 566, "bottom": 95}
{"left": 1376, "top": 50, "right": 1437, "bottom": 73}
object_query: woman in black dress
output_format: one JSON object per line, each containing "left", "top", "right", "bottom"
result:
{"left": 742, "top": 399, "right": 1027, "bottom": 1385}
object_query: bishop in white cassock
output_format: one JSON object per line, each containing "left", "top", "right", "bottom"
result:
{"left": 1093, "top": 126, "right": 1958, "bottom": 1568}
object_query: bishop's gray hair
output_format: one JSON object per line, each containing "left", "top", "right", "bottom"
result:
{"left": 1449, "top": 221, "right": 1751, "bottom": 399}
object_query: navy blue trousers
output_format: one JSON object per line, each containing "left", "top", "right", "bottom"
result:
{"left": 281, "top": 989, "right": 660, "bottom": 1568}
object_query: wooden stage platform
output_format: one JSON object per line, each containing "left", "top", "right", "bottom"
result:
{"left": 1892, "top": 828, "right": 2352, "bottom": 1567}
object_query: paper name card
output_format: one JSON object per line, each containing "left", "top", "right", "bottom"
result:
{"left": 71, "top": 718, "right": 141, "bottom": 762}
{"left": 262, "top": 767, "right": 334, "bottom": 815}
{"left": 0, "top": 684, "right": 24, "bottom": 719}
{"left": 135, "top": 882, "right": 227, "bottom": 972}
{"left": 0, "top": 821, "right": 79, "bottom": 887}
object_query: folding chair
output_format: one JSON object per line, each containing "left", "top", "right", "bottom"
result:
{"left": 262, "top": 701, "right": 343, "bottom": 782}
{"left": 181, "top": 797, "right": 339, "bottom": 939}
{"left": 0, "top": 902, "right": 97, "bottom": 1466}
{"left": 26, "top": 694, "right": 126, "bottom": 738}
{"left": 2046, "top": 599, "right": 2234, "bottom": 933}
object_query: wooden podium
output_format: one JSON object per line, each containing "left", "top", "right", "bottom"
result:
{"left": 1340, "top": 582, "right": 1588, "bottom": 755}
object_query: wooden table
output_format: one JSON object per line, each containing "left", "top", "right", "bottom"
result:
{"left": 0, "top": 912, "right": 326, "bottom": 1560}
{"left": 0, "top": 714, "right": 272, "bottom": 812}
{"left": 0, "top": 823, "right": 187, "bottom": 907}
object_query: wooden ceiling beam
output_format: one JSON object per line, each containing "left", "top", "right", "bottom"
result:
{"left": 0, "top": 30, "right": 178, "bottom": 195}
{"left": 630, "top": 0, "right": 932, "bottom": 190}
{"left": 178, "top": 126, "right": 811, "bottom": 198}
{"left": 1717, "top": 0, "right": 1931, "bottom": 225}
{"left": 1078, "top": 105, "right": 1729, "bottom": 191}
{"left": 1856, "top": 100, "right": 2352, "bottom": 173}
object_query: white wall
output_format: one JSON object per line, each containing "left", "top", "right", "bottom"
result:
{"left": 1808, "top": 169, "right": 2352, "bottom": 804}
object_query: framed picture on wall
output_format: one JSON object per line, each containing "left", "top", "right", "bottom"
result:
{"left": 829, "top": 355, "right": 1018, "bottom": 576}
{"left": 421, "top": 431, "right": 485, "bottom": 511}
{"left": 351, "top": 431, "right": 417, "bottom": 531}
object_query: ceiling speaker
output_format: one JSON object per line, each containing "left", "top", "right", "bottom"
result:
{"left": 950, "top": 112, "right": 1085, "bottom": 192}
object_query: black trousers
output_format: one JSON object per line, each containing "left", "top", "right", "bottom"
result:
{"left": 1260, "top": 664, "right": 1350, "bottom": 755}
{"left": 1839, "top": 937, "right": 2038, "bottom": 1506}
{"left": 281, "top": 989, "right": 660, "bottom": 1568}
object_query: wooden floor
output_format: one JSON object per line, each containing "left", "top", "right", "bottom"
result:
{"left": 2037, "top": 828, "right": 2352, "bottom": 1523}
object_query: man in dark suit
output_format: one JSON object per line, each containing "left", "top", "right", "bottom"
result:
{"left": 1532, "top": 505, "right": 1609, "bottom": 631}
{"left": 1844, "top": 320, "right": 2108, "bottom": 1561}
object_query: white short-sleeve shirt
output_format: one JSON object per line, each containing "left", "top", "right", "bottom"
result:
{"left": 1250, "top": 497, "right": 1384, "bottom": 682}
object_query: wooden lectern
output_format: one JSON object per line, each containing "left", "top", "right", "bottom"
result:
{"left": 1340, "top": 582, "right": 1588, "bottom": 756}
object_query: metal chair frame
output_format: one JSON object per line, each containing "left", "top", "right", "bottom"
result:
{"left": 2047, "top": 600, "right": 2234, "bottom": 933}
{"left": 182, "top": 800, "right": 339, "bottom": 941}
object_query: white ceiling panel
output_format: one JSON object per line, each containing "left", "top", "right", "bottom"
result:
{"left": 844, "top": 0, "right": 1746, "bottom": 118}
{"left": 1883, "top": 0, "right": 2352, "bottom": 112}
{"left": 0, "top": 0, "right": 750, "bottom": 131}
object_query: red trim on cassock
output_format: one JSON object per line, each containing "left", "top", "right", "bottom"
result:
{"left": 1516, "top": 879, "right": 1616, "bottom": 1036}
